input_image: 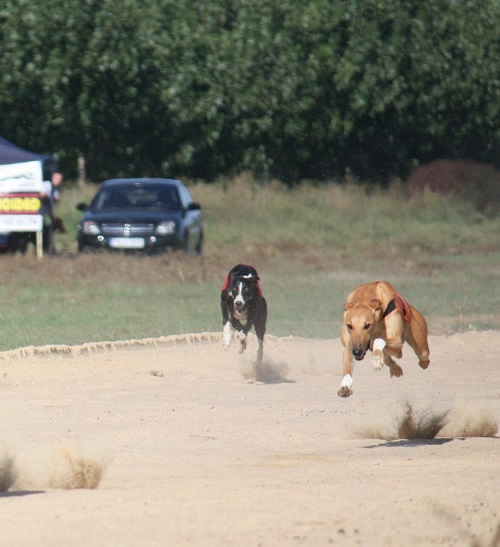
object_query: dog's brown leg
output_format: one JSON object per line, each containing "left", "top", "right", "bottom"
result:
{"left": 338, "top": 341, "right": 354, "bottom": 397}
{"left": 407, "top": 307, "right": 430, "bottom": 368}
{"left": 384, "top": 355, "right": 404, "bottom": 377}
{"left": 372, "top": 313, "right": 406, "bottom": 374}
{"left": 371, "top": 338, "right": 386, "bottom": 371}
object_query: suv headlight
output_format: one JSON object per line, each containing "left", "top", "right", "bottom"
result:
{"left": 82, "top": 221, "right": 100, "bottom": 235}
{"left": 155, "top": 221, "right": 176, "bottom": 235}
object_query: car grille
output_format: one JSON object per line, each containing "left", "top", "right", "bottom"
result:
{"left": 101, "top": 223, "right": 155, "bottom": 236}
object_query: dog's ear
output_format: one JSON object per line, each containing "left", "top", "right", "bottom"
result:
{"left": 344, "top": 302, "right": 355, "bottom": 311}
{"left": 369, "top": 299, "right": 383, "bottom": 319}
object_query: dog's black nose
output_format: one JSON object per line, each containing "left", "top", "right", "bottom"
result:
{"left": 352, "top": 348, "right": 363, "bottom": 358}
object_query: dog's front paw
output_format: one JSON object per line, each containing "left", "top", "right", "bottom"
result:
{"left": 236, "top": 332, "right": 247, "bottom": 353}
{"left": 371, "top": 351, "right": 384, "bottom": 371}
{"left": 338, "top": 374, "right": 353, "bottom": 397}
{"left": 222, "top": 333, "right": 232, "bottom": 350}
{"left": 222, "top": 323, "right": 232, "bottom": 350}
{"left": 338, "top": 385, "right": 353, "bottom": 397}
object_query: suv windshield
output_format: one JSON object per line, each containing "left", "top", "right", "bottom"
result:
{"left": 92, "top": 184, "right": 181, "bottom": 211}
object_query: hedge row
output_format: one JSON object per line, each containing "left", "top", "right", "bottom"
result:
{"left": 0, "top": 0, "right": 498, "bottom": 183}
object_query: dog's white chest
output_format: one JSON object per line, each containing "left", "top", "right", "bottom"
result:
{"left": 233, "top": 308, "right": 248, "bottom": 321}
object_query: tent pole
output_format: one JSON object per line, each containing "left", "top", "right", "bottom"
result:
{"left": 36, "top": 230, "right": 43, "bottom": 259}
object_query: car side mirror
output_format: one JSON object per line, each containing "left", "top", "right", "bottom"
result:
{"left": 187, "top": 202, "right": 201, "bottom": 211}
{"left": 76, "top": 202, "right": 88, "bottom": 211}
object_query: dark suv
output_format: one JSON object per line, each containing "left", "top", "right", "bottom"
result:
{"left": 76, "top": 178, "right": 203, "bottom": 254}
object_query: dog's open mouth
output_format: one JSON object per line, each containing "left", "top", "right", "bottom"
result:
{"left": 234, "top": 305, "right": 247, "bottom": 318}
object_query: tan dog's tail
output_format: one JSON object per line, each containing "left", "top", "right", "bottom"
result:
{"left": 407, "top": 306, "right": 430, "bottom": 369}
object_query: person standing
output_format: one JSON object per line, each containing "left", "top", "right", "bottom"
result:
{"left": 40, "top": 171, "right": 64, "bottom": 253}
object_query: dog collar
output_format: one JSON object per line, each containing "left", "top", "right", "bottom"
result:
{"left": 381, "top": 299, "right": 396, "bottom": 319}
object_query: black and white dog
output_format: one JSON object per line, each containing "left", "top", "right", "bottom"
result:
{"left": 221, "top": 264, "right": 267, "bottom": 364}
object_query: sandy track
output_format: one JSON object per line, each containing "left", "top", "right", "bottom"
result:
{"left": 0, "top": 331, "right": 499, "bottom": 546}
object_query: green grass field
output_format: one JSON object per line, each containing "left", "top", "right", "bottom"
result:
{"left": 0, "top": 175, "right": 498, "bottom": 351}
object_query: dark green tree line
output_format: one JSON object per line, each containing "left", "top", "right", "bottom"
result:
{"left": 0, "top": 0, "right": 498, "bottom": 183}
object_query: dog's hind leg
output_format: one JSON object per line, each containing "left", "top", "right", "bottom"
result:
{"left": 384, "top": 355, "right": 403, "bottom": 378}
{"left": 256, "top": 338, "right": 263, "bottom": 366}
{"left": 407, "top": 307, "right": 430, "bottom": 369}
{"left": 254, "top": 299, "right": 267, "bottom": 366}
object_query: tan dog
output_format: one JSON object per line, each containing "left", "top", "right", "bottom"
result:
{"left": 338, "top": 281, "right": 430, "bottom": 397}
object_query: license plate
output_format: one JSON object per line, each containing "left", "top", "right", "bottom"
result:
{"left": 109, "top": 237, "right": 145, "bottom": 249}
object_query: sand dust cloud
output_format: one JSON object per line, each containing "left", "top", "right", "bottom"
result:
{"left": 0, "top": 446, "right": 106, "bottom": 492}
